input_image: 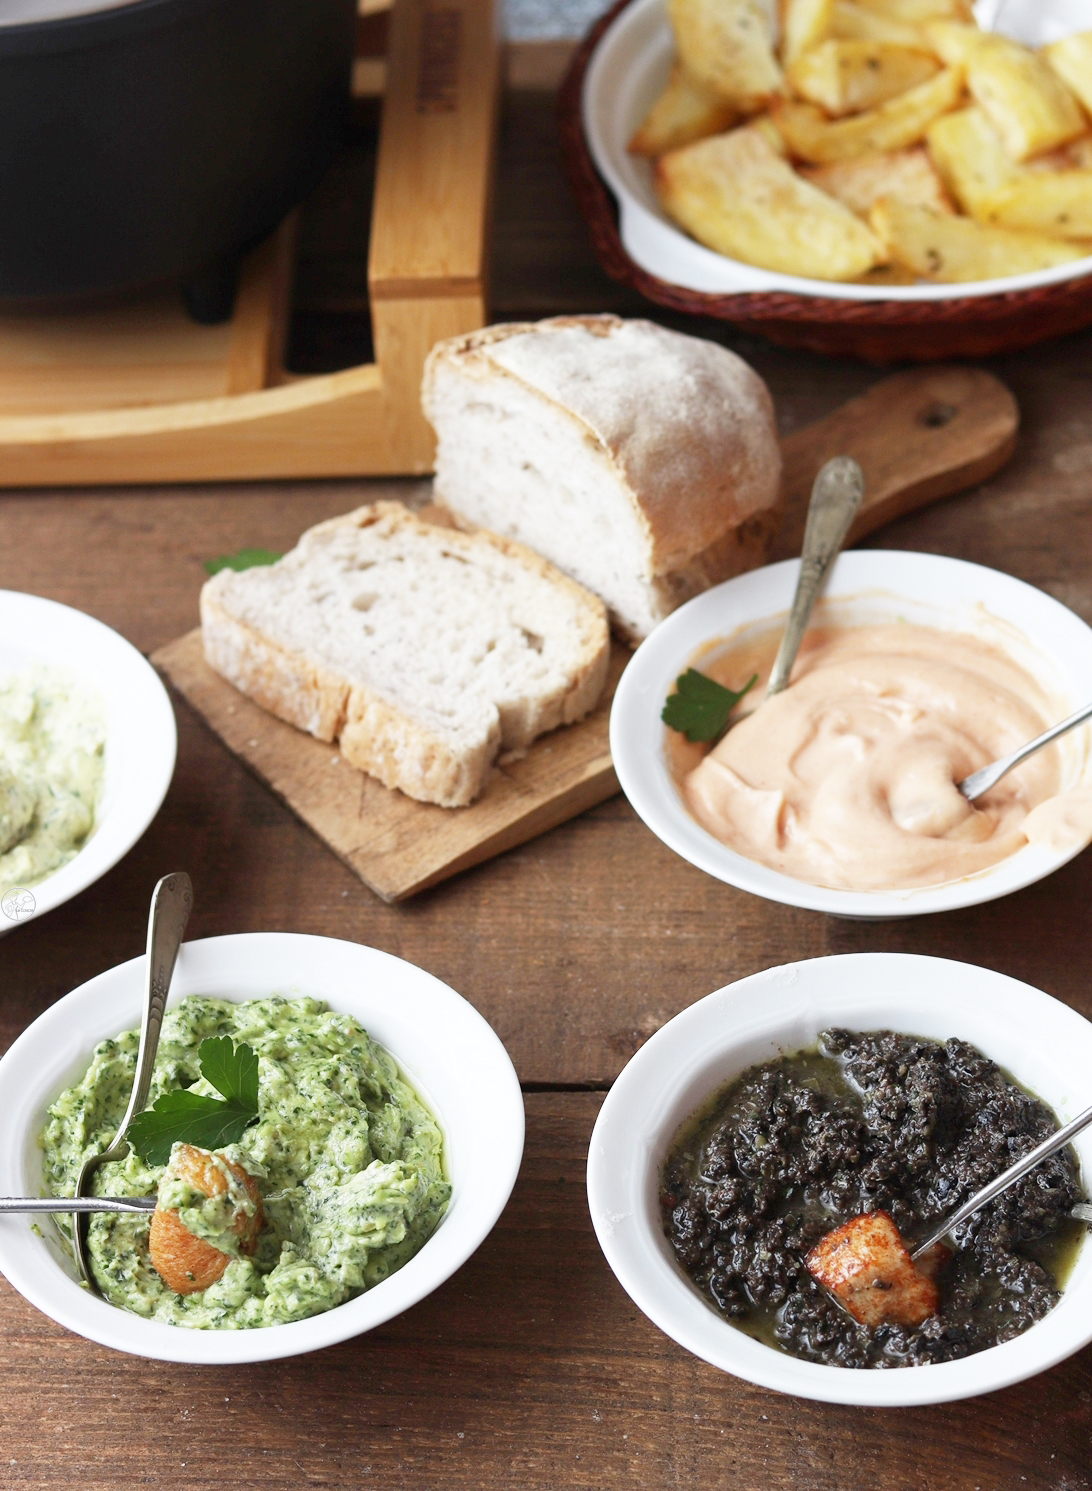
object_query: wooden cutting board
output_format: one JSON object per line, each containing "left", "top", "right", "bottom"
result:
{"left": 152, "top": 364, "right": 1018, "bottom": 902}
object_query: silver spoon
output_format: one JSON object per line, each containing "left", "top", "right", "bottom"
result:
{"left": 766, "top": 456, "right": 864, "bottom": 699}
{"left": 957, "top": 699, "right": 1092, "bottom": 802}
{"left": 911, "top": 1096, "right": 1092, "bottom": 1260}
{"left": 0, "top": 1197, "right": 157, "bottom": 1215}
{"left": 70, "top": 871, "right": 192, "bottom": 1291}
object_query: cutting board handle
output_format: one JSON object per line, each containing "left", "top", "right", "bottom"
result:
{"left": 772, "top": 366, "right": 1018, "bottom": 563}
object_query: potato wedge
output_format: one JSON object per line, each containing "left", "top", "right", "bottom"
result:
{"left": 668, "top": 0, "right": 783, "bottom": 109}
{"left": 928, "top": 106, "right": 1092, "bottom": 235}
{"left": 982, "top": 171, "right": 1092, "bottom": 240}
{"left": 1043, "top": 32, "right": 1092, "bottom": 117}
{"left": 772, "top": 64, "right": 963, "bottom": 162}
{"left": 927, "top": 23, "right": 1086, "bottom": 160}
{"left": 749, "top": 112, "right": 791, "bottom": 155}
{"left": 655, "top": 124, "right": 885, "bottom": 278}
{"left": 926, "top": 105, "right": 1019, "bottom": 216}
{"left": 787, "top": 40, "right": 939, "bottom": 116}
{"left": 803, "top": 146, "right": 953, "bottom": 213}
{"left": 629, "top": 64, "right": 738, "bottom": 156}
{"left": 781, "top": 0, "right": 834, "bottom": 67}
{"left": 855, "top": 0, "right": 970, "bottom": 20}
{"left": 831, "top": 1, "right": 930, "bottom": 49}
{"left": 870, "top": 198, "right": 1091, "bottom": 280}
{"left": 1067, "top": 136, "right": 1092, "bottom": 170}
{"left": 854, "top": 261, "right": 921, "bottom": 282}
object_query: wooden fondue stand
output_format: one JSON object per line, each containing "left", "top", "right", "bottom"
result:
{"left": 0, "top": 0, "right": 498, "bottom": 485}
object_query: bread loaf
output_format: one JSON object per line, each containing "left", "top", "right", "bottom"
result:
{"left": 421, "top": 315, "right": 783, "bottom": 640}
{"left": 200, "top": 503, "right": 610, "bottom": 808}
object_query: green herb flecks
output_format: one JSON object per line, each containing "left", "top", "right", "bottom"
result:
{"left": 203, "top": 548, "right": 281, "bottom": 577}
{"left": 126, "top": 1037, "right": 260, "bottom": 1167}
{"left": 661, "top": 669, "right": 758, "bottom": 744}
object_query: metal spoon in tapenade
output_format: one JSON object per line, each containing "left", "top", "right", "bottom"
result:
{"left": 910, "top": 1095, "right": 1092, "bottom": 1259}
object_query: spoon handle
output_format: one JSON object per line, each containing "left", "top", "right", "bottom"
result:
{"left": 958, "top": 698, "right": 1092, "bottom": 802}
{"left": 0, "top": 1197, "right": 157, "bottom": 1214}
{"left": 73, "top": 872, "right": 192, "bottom": 1289}
{"left": 911, "top": 1097, "right": 1092, "bottom": 1259}
{"left": 113, "top": 871, "right": 193, "bottom": 1147}
{"left": 766, "top": 457, "right": 864, "bottom": 699}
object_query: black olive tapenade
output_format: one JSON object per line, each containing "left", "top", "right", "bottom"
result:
{"left": 661, "top": 1030, "right": 1084, "bottom": 1368}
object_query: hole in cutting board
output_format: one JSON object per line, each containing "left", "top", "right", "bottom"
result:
{"left": 921, "top": 402, "right": 957, "bottom": 429}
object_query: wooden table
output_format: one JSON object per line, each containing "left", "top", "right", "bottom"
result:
{"left": 3, "top": 71, "right": 1092, "bottom": 1491}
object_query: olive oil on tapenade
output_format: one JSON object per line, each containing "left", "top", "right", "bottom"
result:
{"left": 661, "top": 1031, "right": 1084, "bottom": 1369}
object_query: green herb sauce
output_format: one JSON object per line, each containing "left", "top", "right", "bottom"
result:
{"left": 41, "top": 996, "right": 451, "bottom": 1329}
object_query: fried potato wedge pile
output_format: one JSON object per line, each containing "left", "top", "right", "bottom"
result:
{"left": 627, "top": 0, "right": 1092, "bottom": 284}
{"left": 656, "top": 123, "right": 885, "bottom": 276}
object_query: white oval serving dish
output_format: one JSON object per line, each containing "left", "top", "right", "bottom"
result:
{"left": 609, "top": 550, "right": 1092, "bottom": 918}
{"left": 587, "top": 951, "right": 1092, "bottom": 1406}
{"left": 0, "top": 932, "right": 525, "bottom": 1363}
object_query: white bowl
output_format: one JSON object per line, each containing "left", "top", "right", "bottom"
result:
{"left": 0, "top": 932, "right": 525, "bottom": 1363}
{"left": 587, "top": 952, "right": 1092, "bottom": 1406}
{"left": 609, "top": 550, "right": 1092, "bottom": 918}
{"left": 0, "top": 590, "right": 176, "bottom": 934}
{"left": 582, "top": 0, "right": 1092, "bottom": 302}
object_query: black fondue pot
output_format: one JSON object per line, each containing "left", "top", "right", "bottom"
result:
{"left": 0, "top": 0, "right": 356, "bottom": 317}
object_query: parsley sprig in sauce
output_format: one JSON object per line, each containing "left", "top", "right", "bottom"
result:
{"left": 126, "top": 1037, "right": 260, "bottom": 1167}
{"left": 661, "top": 669, "right": 757, "bottom": 745}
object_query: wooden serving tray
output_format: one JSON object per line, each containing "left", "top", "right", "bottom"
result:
{"left": 152, "top": 365, "right": 1017, "bottom": 902}
{"left": 0, "top": 0, "right": 498, "bottom": 486}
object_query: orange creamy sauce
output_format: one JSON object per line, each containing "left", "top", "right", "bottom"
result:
{"left": 666, "top": 621, "right": 1089, "bottom": 893}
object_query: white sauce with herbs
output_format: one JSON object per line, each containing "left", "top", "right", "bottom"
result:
{"left": 0, "top": 664, "right": 104, "bottom": 899}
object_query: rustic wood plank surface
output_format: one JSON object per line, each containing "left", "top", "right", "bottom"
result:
{"left": 2, "top": 63, "right": 1092, "bottom": 1491}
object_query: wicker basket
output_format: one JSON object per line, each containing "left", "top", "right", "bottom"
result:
{"left": 557, "top": 0, "right": 1092, "bottom": 364}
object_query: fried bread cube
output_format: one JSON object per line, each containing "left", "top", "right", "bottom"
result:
{"left": 655, "top": 123, "right": 886, "bottom": 278}
{"left": 870, "top": 197, "right": 1091, "bottom": 279}
{"left": 772, "top": 65, "right": 963, "bottom": 163}
{"left": 803, "top": 146, "right": 953, "bottom": 214}
{"left": 781, "top": 0, "right": 834, "bottom": 67}
{"left": 788, "top": 40, "right": 940, "bottom": 117}
{"left": 1043, "top": 32, "right": 1092, "bottom": 117}
{"left": 805, "top": 1209, "right": 939, "bottom": 1328}
{"left": 629, "top": 64, "right": 739, "bottom": 156}
{"left": 148, "top": 1143, "right": 263, "bottom": 1296}
{"left": 928, "top": 23, "right": 1086, "bottom": 160}
{"left": 668, "top": 0, "right": 783, "bottom": 110}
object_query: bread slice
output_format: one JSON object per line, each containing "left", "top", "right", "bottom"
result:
{"left": 200, "top": 503, "right": 610, "bottom": 807}
{"left": 421, "top": 315, "right": 783, "bottom": 641}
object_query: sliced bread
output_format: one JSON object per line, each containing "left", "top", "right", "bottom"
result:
{"left": 421, "top": 315, "right": 783, "bottom": 640}
{"left": 200, "top": 503, "right": 610, "bottom": 808}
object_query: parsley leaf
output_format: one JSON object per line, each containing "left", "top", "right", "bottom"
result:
{"left": 204, "top": 547, "right": 281, "bottom": 577}
{"left": 125, "top": 1037, "right": 260, "bottom": 1168}
{"left": 197, "top": 1035, "right": 258, "bottom": 1111}
{"left": 661, "top": 669, "right": 758, "bottom": 744}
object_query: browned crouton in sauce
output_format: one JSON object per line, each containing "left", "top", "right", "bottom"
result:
{"left": 805, "top": 1210, "right": 943, "bottom": 1328}
{"left": 148, "top": 1143, "right": 263, "bottom": 1296}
